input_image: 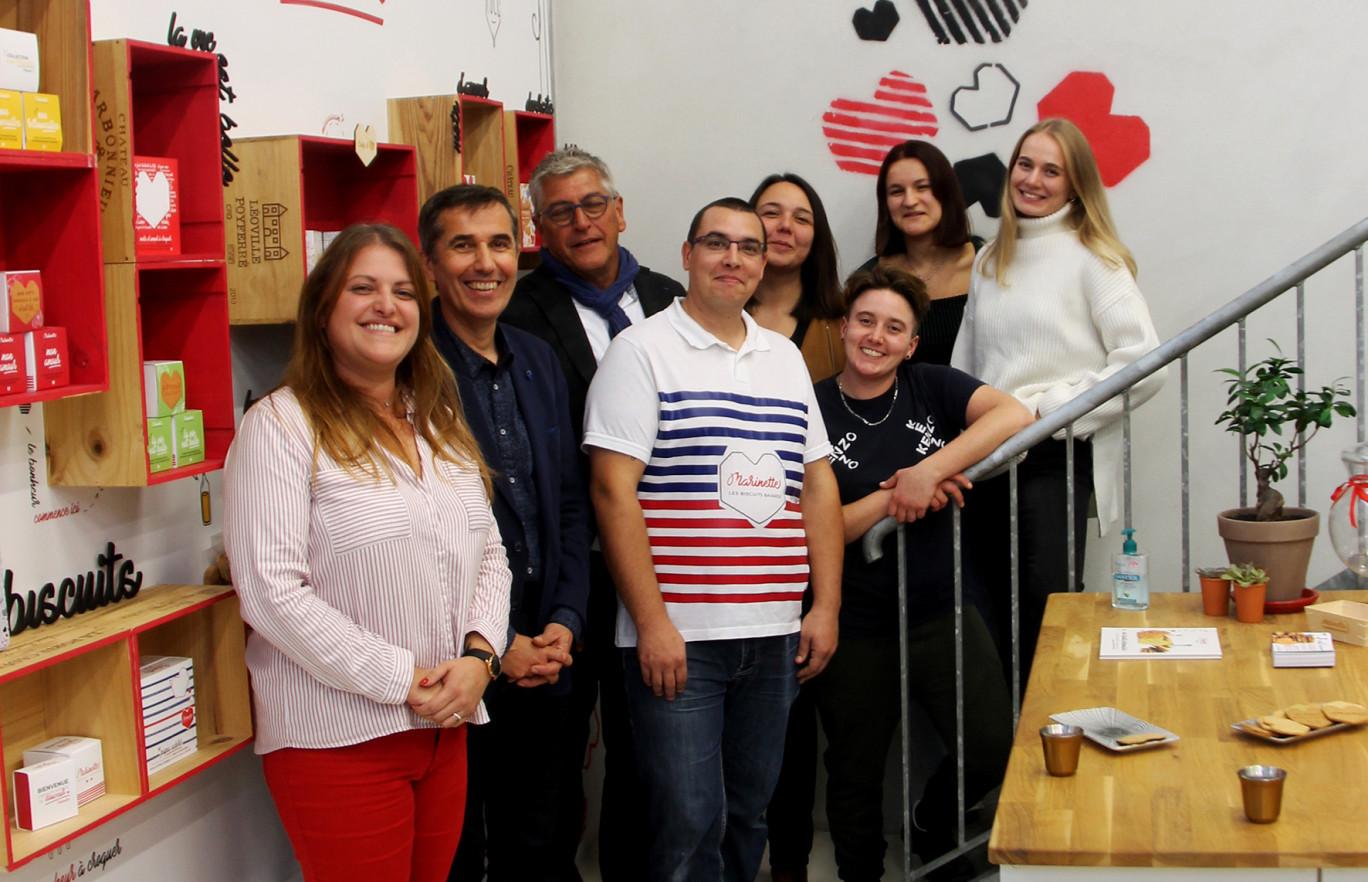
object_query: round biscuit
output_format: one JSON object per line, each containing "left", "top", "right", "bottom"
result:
{"left": 1260, "top": 715, "right": 1310, "bottom": 737}
{"left": 1322, "top": 701, "right": 1368, "bottom": 725}
{"left": 1286, "top": 705, "right": 1334, "bottom": 729}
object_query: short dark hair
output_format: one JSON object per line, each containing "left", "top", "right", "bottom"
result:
{"left": 418, "top": 184, "right": 518, "bottom": 258}
{"left": 874, "top": 140, "right": 971, "bottom": 255}
{"left": 748, "top": 173, "right": 843, "bottom": 322}
{"left": 842, "top": 265, "right": 930, "bottom": 331}
{"left": 686, "top": 197, "right": 765, "bottom": 245}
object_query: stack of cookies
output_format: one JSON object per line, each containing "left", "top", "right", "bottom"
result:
{"left": 1242, "top": 700, "right": 1368, "bottom": 738}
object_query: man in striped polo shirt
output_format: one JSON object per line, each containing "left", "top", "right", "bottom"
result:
{"left": 583, "top": 197, "right": 843, "bottom": 882}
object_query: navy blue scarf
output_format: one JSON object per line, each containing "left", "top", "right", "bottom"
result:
{"left": 538, "top": 246, "right": 641, "bottom": 339}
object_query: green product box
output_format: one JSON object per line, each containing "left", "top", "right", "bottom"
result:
{"left": 147, "top": 417, "right": 173, "bottom": 472}
{"left": 144, "top": 360, "right": 186, "bottom": 417}
{"left": 172, "top": 409, "right": 204, "bottom": 468}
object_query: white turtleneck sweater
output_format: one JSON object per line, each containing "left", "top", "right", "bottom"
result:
{"left": 951, "top": 205, "right": 1164, "bottom": 536}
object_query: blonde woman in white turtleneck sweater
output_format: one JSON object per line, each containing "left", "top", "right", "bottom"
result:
{"left": 951, "top": 118, "right": 1163, "bottom": 685}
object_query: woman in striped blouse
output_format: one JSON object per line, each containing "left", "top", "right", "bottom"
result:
{"left": 224, "top": 223, "right": 511, "bottom": 882}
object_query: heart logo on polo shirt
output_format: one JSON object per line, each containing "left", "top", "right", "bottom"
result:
{"left": 718, "top": 451, "right": 787, "bottom": 526}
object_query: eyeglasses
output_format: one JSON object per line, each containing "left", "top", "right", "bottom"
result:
{"left": 538, "top": 194, "right": 613, "bottom": 227}
{"left": 688, "top": 234, "right": 766, "bottom": 259}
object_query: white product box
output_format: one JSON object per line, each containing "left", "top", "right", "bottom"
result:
{"left": 0, "top": 28, "right": 39, "bottom": 94}
{"left": 22, "top": 736, "right": 104, "bottom": 807}
{"left": 13, "top": 757, "right": 77, "bottom": 831}
{"left": 140, "top": 655, "right": 197, "bottom": 775}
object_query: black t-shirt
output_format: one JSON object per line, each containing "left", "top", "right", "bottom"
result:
{"left": 815, "top": 362, "right": 985, "bottom": 637}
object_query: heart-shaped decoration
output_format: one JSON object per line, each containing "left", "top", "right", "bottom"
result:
{"left": 954, "top": 153, "right": 1008, "bottom": 218}
{"left": 180, "top": 706, "right": 195, "bottom": 728}
{"left": 852, "top": 0, "right": 899, "bottom": 41}
{"left": 1037, "top": 72, "right": 1150, "bottom": 186}
{"left": 354, "top": 123, "right": 378, "bottom": 167}
{"left": 718, "top": 451, "right": 788, "bottom": 526}
{"left": 9, "top": 280, "right": 39, "bottom": 326}
{"left": 913, "top": 0, "right": 1027, "bottom": 44}
{"left": 135, "top": 170, "right": 172, "bottom": 228}
{"left": 824, "top": 71, "right": 937, "bottom": 176}
{"left": 160, "top": 369, "right": 184, "bottom": 411}
{"left": 951, "top": 63, "right": 1019, "bottom": 132}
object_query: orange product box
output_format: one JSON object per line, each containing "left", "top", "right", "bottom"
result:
{"left": 0, "top": 333, "right": 25, "bottom": 394}
{"left": 24, "top": 326, "right": 67, "bottom": 391}
{"left": 1, "top": 269, "right": 42, "bottom": 332}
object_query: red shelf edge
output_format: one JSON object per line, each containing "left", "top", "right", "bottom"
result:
{"left": 146, "top": 456, "right": 225, "bottom": 486}
{"left": 0, "top": 382, "right": 108, "bottom": 410}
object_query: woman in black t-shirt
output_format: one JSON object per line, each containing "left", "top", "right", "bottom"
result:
{"left": 811, "top": 266, "right": 1030, "bottom": 881}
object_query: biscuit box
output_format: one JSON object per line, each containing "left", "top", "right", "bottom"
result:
{"left": 22, "top": 736, "right": 103, "bottom": 807}
{"left": 140, "top": 656, "right": 197, "bottom": 775}
{"left": 21, "top": 91, "right": 60, "bottom": 151}
{"left": 146, "top": 417, "right": 173, "bottom": 473}
{"left": 172, "top": 409, "right": 204, "bottom": 468}
{"left": 23, "top": 326, "right": 67, "bottom": 391}
{"left": 0, "top": 89, "right": 22, "bottom": 150}
{"left": 1, "top": 269, "right": 43, "bottom": 333}
{"left": 0, "top": 28, "right": 39, "bottom": 93}
{"left": 132, "top": 156, "right": 180, "bottom": 256}
{"left": 12, "top": 757, "right": 77, "bottom": 831}
{"left": 144, "top": 359, "right": 186, "bottom": 416}
{"left": 0, "top": 333, "right": 25, "bottom": 394}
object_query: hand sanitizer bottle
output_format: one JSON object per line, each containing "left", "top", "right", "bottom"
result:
{"left": 1112, "top": 528, "right": 1149, "bottom": 610}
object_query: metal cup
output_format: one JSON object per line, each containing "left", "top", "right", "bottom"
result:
{"left": 1040, "top": 724, "right": 1084, "bottom": 776}
{"left": 1238, "top": 765, "right": 1287, "bottom": 823}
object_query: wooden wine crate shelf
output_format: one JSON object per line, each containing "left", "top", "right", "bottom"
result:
{"left": 224, "top": 135, "right": 418, "bottom": 324}
{"left": 502, "top": 109, "right": 554, "bottom": 255}
{"left": 1, "top": 0, "right": 92, "bottom": 154}
{"left": 0, "top": 584, "right": 251, "bottom": 870}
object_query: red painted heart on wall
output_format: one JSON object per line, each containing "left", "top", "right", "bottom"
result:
{"left": 824, "top": 70, "right": 938, "bottom": 176}
{"left": 1036, "top": 72, "right": 1150, "bottom": 187}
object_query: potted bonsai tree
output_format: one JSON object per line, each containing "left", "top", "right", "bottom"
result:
{"left": 1214, "top": 342, "right": 1355, "bottom": 602}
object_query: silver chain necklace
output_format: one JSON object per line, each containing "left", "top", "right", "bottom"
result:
{"left": 836, "top": 373, "right": 899, "bottom": 427}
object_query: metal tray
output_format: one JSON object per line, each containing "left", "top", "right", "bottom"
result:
{"left": 1050, "top": 707, "right": 1179, "bottom": 752}
{"left": 1231, "top": 718, "right": 1364, "bottom": 745}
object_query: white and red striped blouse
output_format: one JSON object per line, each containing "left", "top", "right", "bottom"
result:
{"left": 224, "top": 389, "right": 510, "bottom": 753}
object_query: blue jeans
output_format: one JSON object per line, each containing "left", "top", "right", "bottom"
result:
{"left": 623, "top": 633, "right": 801, "bottom": 882}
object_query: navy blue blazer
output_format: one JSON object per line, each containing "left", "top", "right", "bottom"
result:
{"left": 432, "top": 304, "right": 592, "bottom": 695}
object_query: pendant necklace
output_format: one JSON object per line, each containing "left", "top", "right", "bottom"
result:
{"left": 837, "top": 374, "right": 898, "bottom": 427}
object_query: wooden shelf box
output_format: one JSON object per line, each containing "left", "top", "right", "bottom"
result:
{"left": 92, "top": 40, "right": 226, "bottom": 264}
{"left": 45, "top": 263, "right": 232, "bottom": 486}
{"left": 1, "top": 0, "right": 93, "bottom": 155}
{"left": 225, "top": 135, "right": 418, "bottom": 324}
{"left": 387, "top": 94, "right": 460, "bottom": 208}
{"left": 502, "top": 110, "right": 554, "bottom": 254}
{"left": 0, "top": 584, "right": 250, "bottom": 870}
{"left": 0, "top": 152, "right": 108, "bottom": 406}
{"left": 458, "top": 96, "right": 505, "bottom": 190}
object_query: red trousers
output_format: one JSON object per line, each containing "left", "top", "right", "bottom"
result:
{"left": 262, "top": 726, "right": 467, "bottom": 882}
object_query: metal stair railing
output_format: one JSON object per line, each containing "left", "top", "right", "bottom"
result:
{"left": 860, "top": 216, "right": 1368, "bottom": 880}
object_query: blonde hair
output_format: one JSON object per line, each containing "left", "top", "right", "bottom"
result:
{"left": 980, "top": 118, "right": 1137, "bottom": 286}
{"left": 281, "top": 223, "right": 491, "bottom": 495}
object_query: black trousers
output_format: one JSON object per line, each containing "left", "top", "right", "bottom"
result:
{"left": 812, "top": 608, "right": 1012, "bottom": 881}
{"left": 451, "top": 678, "right": 573, "bottom": 881}
{"left": 964, "top": 437, "right": 1093, "bottom": 689}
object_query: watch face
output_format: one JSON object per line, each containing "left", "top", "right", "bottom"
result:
{"left": 488, "top": 653, "right": 502, "bottom": 679}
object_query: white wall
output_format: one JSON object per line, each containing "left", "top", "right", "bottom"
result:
{"left": 549, "top": 0, "right": 1368, "bottom": 595}
{"left": 0, "top": 2, "right": 552, "bottom": 879}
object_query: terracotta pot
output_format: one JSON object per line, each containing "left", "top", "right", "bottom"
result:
{"left": 1232, "top": 581, "right": 1267, "bottom": 623}
{"left": 1216, "top": 507, "right": 1319, "bottom": 602}
{"left": 1199, "top": 576, "right": 1230, "bottom": 616}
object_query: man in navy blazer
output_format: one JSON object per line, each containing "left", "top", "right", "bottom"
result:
{"left": 421, "top": 184, "right": 591, "bottom": 882}
{"left": 502, "top": 147, "right": 683, "bottom": 882}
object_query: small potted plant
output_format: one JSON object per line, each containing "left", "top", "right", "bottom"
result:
{"left": 1214, "top": 342, "right": 1356, "bottom": 602}
{"left": 1222, "top": 563, "right": 1269, "bottom": 623}
{"left": 1195, "top": 566, "right": 1230, "bottom": 616}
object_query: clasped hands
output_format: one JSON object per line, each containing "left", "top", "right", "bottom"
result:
{"left": 406, "top": 624, "right": 573, "bottom": 727}
{"left": 880, "top": 464, "right": 972, "bottom": 524}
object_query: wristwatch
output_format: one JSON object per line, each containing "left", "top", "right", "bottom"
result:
{"left": 463, "top": 647, "right": 501, "bottom": 681}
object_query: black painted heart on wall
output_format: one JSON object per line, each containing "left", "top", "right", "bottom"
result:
{"left": 914, "top": 0, "right": 1027, "bottom": 45}
{"left": 852, "top": 0, "right": 900, "bottom": 41}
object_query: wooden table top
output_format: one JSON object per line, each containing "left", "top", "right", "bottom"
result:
{"left": 988, "top": 590, "right": 1368, "bottom": 869}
